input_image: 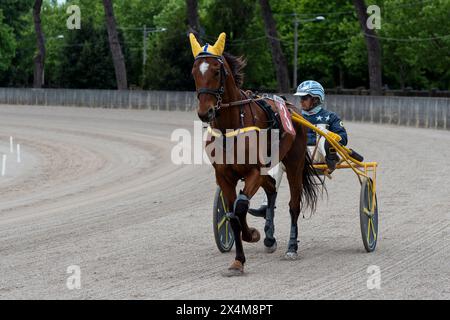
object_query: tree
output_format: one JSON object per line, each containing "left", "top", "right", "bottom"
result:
{"left": 143, "top": 0, "right": 193, "bottom": 90}
{"left": 0, "top": 0, "right": 34, "bottom": 31}
{"left": 186, "top": 0, "right": 200, "bottom": 39}
{"left": 1, "top": 0, "right": 448, "bottom": 91}
{"left": 258, "top": 0, "right": 290, "bottom": 93}
{"left": 33, "top": 0, "right": 45, "bottom": 88}
{"left": 280, "top": 0, "right": 357, "bottom": 89}
{"left": 55, "top": 19, "right": 117, "bottom": 89}
{"left": 0, "top": 10, "right": 16, "bottom": 73}
{"left": 114, "top": 0, "right": 165, "bottom": 87}
{"left": 102, "top": 0, "right": 128, "bottom": 90}
{"left": 380, "top": 0, "right": 450, "bottom": 90}
{"left": 352, "top": 0, "right": 382, "bottom": 94}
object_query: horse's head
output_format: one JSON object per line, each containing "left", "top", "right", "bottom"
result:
{"left": 190, "top": 33, "right": 228, "bottom": 123}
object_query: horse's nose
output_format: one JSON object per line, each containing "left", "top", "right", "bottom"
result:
{"left": 198, "top": 107, "right": 215, "bottom": 122}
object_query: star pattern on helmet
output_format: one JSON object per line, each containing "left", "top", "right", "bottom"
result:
{"left": 316, "top": 115, "right": 323, "bottom": 121}
{"left": 325, "top": 115, "right": 330, "bottom": 121}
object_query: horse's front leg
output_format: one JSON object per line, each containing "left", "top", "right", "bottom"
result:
{"left": 237, "top": 167, "right": 267, "bottom": 246}
{"left": 215, "top": 169, "right": 247, "bottom": 276}
{"left": 218, "top": 167, "right": 262, "bottom": 277}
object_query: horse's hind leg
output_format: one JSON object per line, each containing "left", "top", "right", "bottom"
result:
{"left": 284, "top": 162, "right": 303, "bottom": 260}
{"left": 261, "top": 176, "right": 278, "bottom": 253}
{"left": 286, "top": 200, "right": 301, "bottom": 259}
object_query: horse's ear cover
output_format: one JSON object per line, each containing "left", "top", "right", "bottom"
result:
{"left": 189, "top": 32, "right": 226, "bottom": 58}
{"left": 189, "top": 33, "right": 203, "bottom": 58}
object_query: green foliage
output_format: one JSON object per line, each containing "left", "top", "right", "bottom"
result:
{"left": 380, "top": 0, "right": 450, "bottom": 89}
{"left": 0, "top": 10, "right": 16, "bottom": 72}
{"left": 0, "top": 1, "right": 33, "bottom": 86}
{"left": 200, "top": 0, "right": 277, "bottom": 90}
{"left": 0, "top": 0, "right": 34, "bottom": 32}
{"left": 143, "top": 0, "right": 194, "bottom": 90}
{"left": 54, "top": 18, "right": 117, "bottom": 89}
{"left": 0, "top": 0, "right": 448, "bottom": 90}
{"left": 113, "top": 0, "right": 166, "bottom": 87}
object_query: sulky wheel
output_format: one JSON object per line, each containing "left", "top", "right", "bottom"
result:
{"left": 359, "top": 177, "right": 379, "bottom": 252}
{"left": 213, "top": 186, "right": 234, "bottom": 253}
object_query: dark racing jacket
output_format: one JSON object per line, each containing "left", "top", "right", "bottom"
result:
{"left": 301, "top": 105, "right": 348, "bottom": 146}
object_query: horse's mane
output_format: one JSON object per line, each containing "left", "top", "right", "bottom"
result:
{"left": 223, "top": 52, "right": 247, "bottom": 88}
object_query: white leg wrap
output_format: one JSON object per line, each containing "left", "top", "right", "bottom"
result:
{"left": 268, "top": 162, "right": 285, "bottom": 191}
{"left": 261, "top": 162, "right": 285, "bottom": 206}
{"left": 317, "top": 137, "right": 327, "bottom": 162}
{"left": 308, "top": 138, "right": 326, "bottom": 164}
{"left": 261, "top": 192, "right": 268, "bottom": 206}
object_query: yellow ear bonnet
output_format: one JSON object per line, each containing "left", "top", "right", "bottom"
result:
{"left": 189, "top": 32, "right": 226, "bottom": 58}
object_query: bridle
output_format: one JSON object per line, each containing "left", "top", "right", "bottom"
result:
{"left": 194, "top": 54, "right": 228, "bottom": 112}
{"left": 194, "top": 54, "right": 266, "bottom": 124}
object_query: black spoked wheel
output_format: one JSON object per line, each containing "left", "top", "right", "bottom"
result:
{"left": 213, "top": 187, "right": 234, "bottom": 253}
{"left": 360, "top": 177, "right": 379, "bottom": 252}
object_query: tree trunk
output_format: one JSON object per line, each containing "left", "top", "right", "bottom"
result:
{"left": 102, "top": 0, "right": 128, "bottom": 90}
{"left": 339, "top": 66, "right": 345, "bottom": 89}
{"left": 186, "top": 0, "right": 200, "bottom": 40}
{"left": 33, "top": 0, "right": 45, "bottom": 88}
{"left": 259, "top": 0, "right": 290, "bottom": 93}
{"left": 353, "top": 0, "right": 382, "bottom": 95}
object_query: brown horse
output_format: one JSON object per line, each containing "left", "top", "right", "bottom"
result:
{"left": 190, "top": 32, "right": 322, "bottom": 276}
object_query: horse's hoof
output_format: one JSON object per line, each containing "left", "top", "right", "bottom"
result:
{"left": 221, "top": 260, "right": 244, "bottom": 277}
{"left": 242, "top": 228, "right": 260, "bottom": 243}
{"left": 283, "top": 251, "right": 298, "bottom": 260}
{"left": 264, "top": 240, "right": 277, "bottom": 253}
{"left": 250, "top": 228, "right": 260, "bottom": 243}
{"left": 222, "top": 268, "right": 244, "bottom": 277}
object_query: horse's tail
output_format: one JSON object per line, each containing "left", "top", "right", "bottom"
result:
{"left": 300, "top": 150, "right": 326, "bottom": 214}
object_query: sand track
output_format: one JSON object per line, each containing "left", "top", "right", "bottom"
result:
{"left": 0, "top": 104, "right": 448, "bottom": 299}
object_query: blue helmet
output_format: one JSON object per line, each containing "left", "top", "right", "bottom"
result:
{"left": 294, "top": 80, "right": 325, "bottom": 103}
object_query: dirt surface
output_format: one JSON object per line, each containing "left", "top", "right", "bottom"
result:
{"left": 0, "top": 104, "right": 448, "bottom": 300}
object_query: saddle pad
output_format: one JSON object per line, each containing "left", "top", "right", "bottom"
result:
{"left": 273, "top": 95, "right": 296, "bottom": 136}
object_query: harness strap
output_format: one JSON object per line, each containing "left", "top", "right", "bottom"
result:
{"left": 242, "top": 90, "right": 257, "bottom": 127}
{"left": 219, "top": 97, "right": 265, "bottom": 108}
{"left": 254, "top": 98, "right": 281, "bottom": 130}
{"left": 207, "top": 126, "right": 261, "bottom": 138}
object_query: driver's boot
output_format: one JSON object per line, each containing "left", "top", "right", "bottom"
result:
{"left": 325, "top": 141, "right": 339, "bottom": 172}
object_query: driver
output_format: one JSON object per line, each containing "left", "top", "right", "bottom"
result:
{"left": 296, "top": 80, "right": 347, "bottom": 169}
{"left": 249, "top": 80, "right": 348, "bottom": 217}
